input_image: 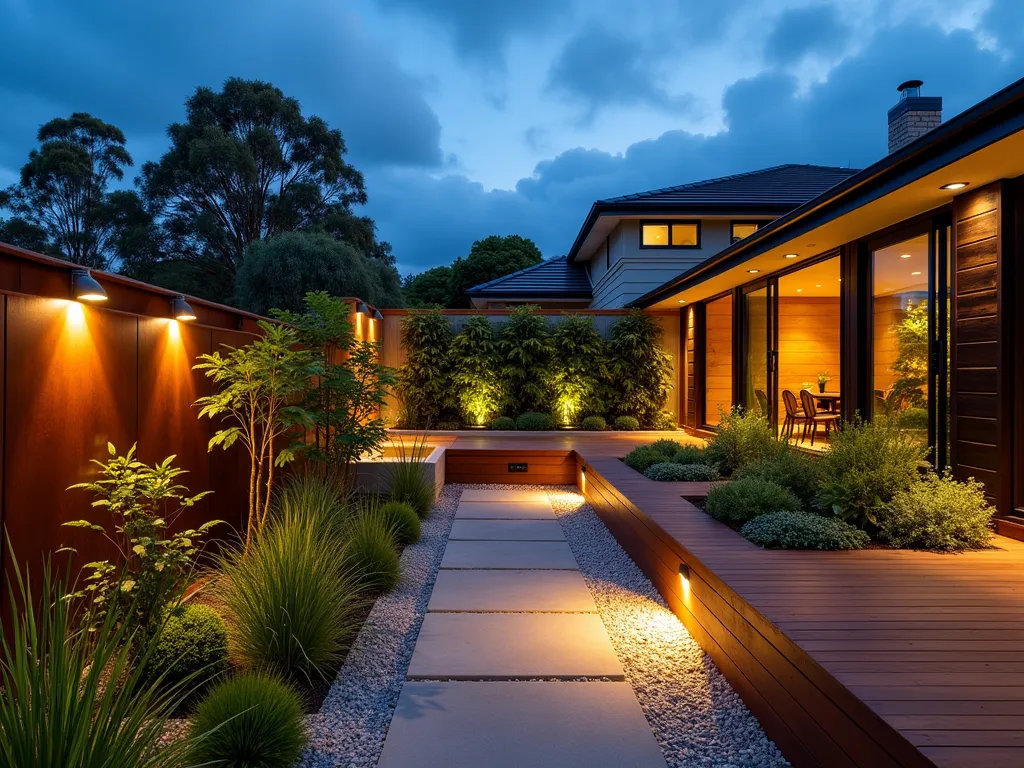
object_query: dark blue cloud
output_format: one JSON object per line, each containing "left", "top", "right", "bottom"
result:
{"left": 982, "top": 0, "right": 1024, "bottom": 51}
{"left": 546, "top": 24, "right": 697, "bottom": 122}
{"left": 763, "top": 5, "right": 851, "bottom": 65}
{"left": 0, "top": 0, "right": 443, "bottom": 177}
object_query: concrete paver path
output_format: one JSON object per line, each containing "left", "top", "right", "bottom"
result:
{"left": 378, "top": 487, "right": 667, "bottom": 768}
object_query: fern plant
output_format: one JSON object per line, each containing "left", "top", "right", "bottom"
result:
{"left": 549, "top": 314, "right": 609, "bottom": 426}
{"left": 399, "top": 310, "right": 455, "bottom": 427}
{"left": 607, "top": 310, "right": 672, "bottom": 426}
{"left": 450, "top": 316, "right": 502, "bottom": 426}
{"left": 499, "top": 305, "right": 553, "bottom": 414}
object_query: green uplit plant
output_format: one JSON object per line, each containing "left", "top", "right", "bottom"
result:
{"left": 499, "top": 305, "right": 553, "bottom": 415}
{"left": 549, "top": 314, "right": 608, "bottom": 426}
{"left": 65, "top": 442, "right": 217, "bottom": 636}
{"left": 888, "top": 299, "right": 928, "bottom": 411}
{"left": 195, "top": 321, "right": 315, "bottom": 548}
{"left": 607, "top": 310, "right": 672, "bottom": 426}
{"left": 400, "top": 309, "right": 455, "bottom": 427}
{"left": 450, "top": 316, "right": 502, "bottom": 426}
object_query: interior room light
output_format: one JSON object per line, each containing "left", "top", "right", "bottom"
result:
{"left": 678, "top": 299, "right": 686, "bottom": 304}
{"left": 940, "top": 182, "right": 969, "bottom": 190}
{"left": 900, "top": 253, "right": 912, "bottom": 259}
{"left": 171, "top": 295, "right": 197, "bottom": 321}
{"left": 815, "top": 284, "right": 822, "bottom": 288}
{"left": 356, "top": 301, "right": 370, "bottom": 315}
{"left": 747, "top": 269, "right": 760, "bottom": 274}
{"left": 796, "top": 288, "right": 803, "bottom": 293}
{"left": 783, "top": 253, "right": 798, "bottom": 259}
{"left": 71, "top": 269, "right": 108, "bottom": 302}
{"left": 911, "top": 271, "right": 922, "bottom": 276}
{"left": 373, "top": 308, "right": 384, "bottom": 321}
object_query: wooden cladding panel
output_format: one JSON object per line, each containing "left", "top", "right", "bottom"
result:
{"left": 685, "top": 306, "right": 696, "bottom": 428}
{"left": 952, "top": 184, "right": 1005, "bottom": 510}
{"left": 445, "top": 449, "right": 575, "bottom": 485}
{"left": 777, "top": 297, "right": 840, "bottom": 424}
{"left": 704, "top": 294, "right": 733, "bottom": 426}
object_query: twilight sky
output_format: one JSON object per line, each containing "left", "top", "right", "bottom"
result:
{"left": 2, "top": 0, "right": 1024, "bottom": 276}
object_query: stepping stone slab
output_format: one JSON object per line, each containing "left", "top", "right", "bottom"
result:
{"left": 460, "top": 488, "right": 550, "bottom": 503}
{"left": 449, "top": 519, "right": 566, "bottom": 541}
{"left": 440, "top": 540, "right": 578, "bottom": 570}
{"left": 455, "top": 500, "right": 554, "bottom": 519}
{"left": 406, "top": 613, "right": 624, "bottom": 680}
{"left": 428, "top": 569, "right": 597, "bottom": 613}
{"left": 378, "top": 682, "right": 667, "bottom": 768}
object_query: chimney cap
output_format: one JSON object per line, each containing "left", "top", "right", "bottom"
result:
{"left": 897, "top": 79, "right": 924, "bottom": 93}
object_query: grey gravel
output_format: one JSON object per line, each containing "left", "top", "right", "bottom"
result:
{"left": 300, "top": 484, "right": 788, "bottom": 768}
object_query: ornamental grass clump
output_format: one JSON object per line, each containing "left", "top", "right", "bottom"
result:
{"left": 644, "top": 462, "right": 720, "bottom": 482}
{"left": 344, "top": 505, "right": 402, "bottom": 594}
{"left": 706, "top": 477, "right": 802, "bottom": 527}
{"left": 386, "top": 434, "right": 435, "bottom": 518}
{"left": 815, "top": 417, "right": 926, "bottom": 529}
{"left": 876, "top": 471, "right": 994, "bottom": 551}
{"left": 702, "top": 407, "right": 782, "bottom": 476}
{"left": 734, "top": 448, "right": 821, "bottom": 509}
{"left": 741, "top": 511, "right": 870, "bottom": 551}
{"left": 380, "top": 500, "right": 421, "bottom": 545}
{"left": 188, "top": 673, "right": 307, "bottom": 768}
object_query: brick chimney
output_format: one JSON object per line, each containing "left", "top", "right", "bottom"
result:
{"left": 888, "top": 80, "right": 942, "bottom": 154}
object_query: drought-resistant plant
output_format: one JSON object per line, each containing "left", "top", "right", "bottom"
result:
{"left": 217, "top": 505, "right": 363, "bottom": 683}
{"left": 644, "top": 462, "right": 720, "bottom": 482}
{"left": 450, "top": 316, "right": 502, "bottom": 427}
{"left": 706, "top": 477, "right": 802, "bottom": 527}
{"left": 741, "top": 511, "right": 870, "bottom": 551}
{"left": 671, "top": 446, "right": 706, "bottom": 466}
{"left": 613, "top": 415, "right": 640, "bottom": 431}
{"left": 499, "top": 305, "right": 553, "bottom": 414}
{"left": 652, "top": 411, "right": 679, "bottom": 431}
{"left": 816, "top": 417, "right": 926, "bottom": 528}
{"left": 195, "top": 321, "right": 315, "bottom": 548}
{"left": 188, "top": 673, "right": 307, "bottom": 768}
{"left": 400, "top": 309, "right": 455, "bottom": 427}
{"left": 549, "top": 314, "right": 609, "bottom": 426}
{"left": 702, "top": 407, "right": 782, "bottom": 476}
{"left": 65, "top": 442, "right": 217, "bottom": 636}
{"left": 734, "top": 449, "right": 820, "bottom": 509}
{"left": 649, "top": 439, "right": 684, "bottom": 456}
{"left": 344, "top": 505, "right": 402, "bottom": 593}
{"left": 623, "top": 445, "right": 667, "bottom": 473}
{"left": 386, "top": 434, "right": 435, "bottom": 518}
{"left": 380, "top": 500, "right": 421, "bottom": 545}
{"left": 607, "top": 310, "right": 673, "bottom": 426}
{"left": 516, "top": 411, "right": 554, "bottom": 431}
{"left": 0, "top": 556, "right": 196, "bottom": 768}
{"left": 142, "top": 603, "right": 228, "bottom": 692}
{"left": 272, "top": 470, "right": 350, "bottom": 534}
{"left": 877, "top": 471, "right": 993, "bottom": 551}
{"left": 580, "top": 415, "right": 607, "bottom": 431}
{"left": 490, "top": 416, "right": 516, "bottom": 430}
{"left": 273, "top": 292, "right": 396, "bottom": 481}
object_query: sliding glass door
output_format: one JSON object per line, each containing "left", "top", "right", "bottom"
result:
{"left": 742, "top": 284, "right": 774, "bottom": 426}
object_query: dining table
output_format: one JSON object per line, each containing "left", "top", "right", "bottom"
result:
{"left": 814, "top": 391, "right": 842, "bottom": 413}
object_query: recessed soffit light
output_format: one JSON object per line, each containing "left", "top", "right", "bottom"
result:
{"left": 940, "top": 182, "right": 969, "bottom": 190}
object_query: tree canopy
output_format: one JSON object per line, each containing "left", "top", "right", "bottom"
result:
{"left": 403, "top": 265, "right": 452, "bottom": 308}
{"left": 0, "top": 113, "right": 137, "bottom": 268}
{"left": 446, "top": 235, "right": 543, "bottom": 308}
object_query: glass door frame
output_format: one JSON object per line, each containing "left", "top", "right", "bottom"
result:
{"left": 739, "top": 278, "right": 778, "bottom": 432}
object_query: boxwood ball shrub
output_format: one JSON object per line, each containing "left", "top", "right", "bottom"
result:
{"left": 644, "top": 462, "right": 720, "bottom": 482}
{"left": 490, "top": 416, "right": 516, "bottom": 430}
{"left": 705, "top": 477, "right": 802, "bottom": 527}
{"left": 741, "top": 511, "right": 870, "bottom": 551}
{"left": 734, "top": 449, "right": 820, "bottom": 509}
{"left": 671, "top": 446, "right": 705, "bottom": 466}
{"left": 516, "top": 412, "right": 554, "bottom": 431}
{"left": 143, "top": 603, "right": 228, "bottom": 691}
{"left": 580, "top": 415, "right": 607, "bottom": 431}
{"left": 876, "top": 472, "right": 994, "bottom": 551}
{"left": 345, "top": 508, "right": 401, "bottom": 593}
{"left": 379, "top": 500, "right": 421, "bottom": 546}
{"left": 613, "top": 415, "right": 640, "bottom": 431}
{"left": 189, "top": 673, "right": 306, "bottom": 768}
{"left": 702, "top": 407, "right": 782, "bottom": 476}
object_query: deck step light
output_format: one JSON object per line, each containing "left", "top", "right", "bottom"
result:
{"left": 679, "top": 563, "right": 690, "bottom": 593}
{"left": 171, "top": 295, "right": 197, "bottom": 321}
{"left": 71, "top": 269, "right": 108, "bottom": 302}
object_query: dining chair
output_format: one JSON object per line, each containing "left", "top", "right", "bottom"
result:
{"left": 754, "top": 388, "right": 769, "bottom": 417}
{"left": 799, "top": 389, "right": 841, "bottom": 446}
{"left": 781, "top": 389, "right": 803, "bottom": 442}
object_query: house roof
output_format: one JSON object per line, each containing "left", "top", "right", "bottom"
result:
{"left": 567, "top": 164, "right": 861, "bottom": 262}
{"left": 628, "top": 74, "right": 1024, "bottom": 308}
{"left": 465, "top": 256, "right": 592, "bottom": 298}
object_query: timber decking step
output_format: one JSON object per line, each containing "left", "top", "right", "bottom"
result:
{"left": 439, "top": 540, "right": 578, "bottom": 570}
{"left": 427, "top": 569, "right": 597, "bottom": 613}
{"left": 377, "top": 682, "right": 667, "bottom": 768}
{"left": 449, "top": 519, "right": 566, "bottom": 541}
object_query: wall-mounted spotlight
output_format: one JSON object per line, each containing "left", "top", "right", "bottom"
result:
{"left": 171, "top": 295, "right": 197, "bottom": 321}
{"left": 373, "top": 308, "right": 384, "bottom": 321}
{"left": 71, "top": 269, "right": 108, "bottom": 302}
{"left": 356, "top": 301, "right": 370, "bottom": 316}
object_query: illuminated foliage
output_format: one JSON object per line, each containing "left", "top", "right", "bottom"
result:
{"left": 498, "top": 305, "right": 553, "bottom": 415}
{"left": 399, "top": 310, "right": 455, "bottom": 427}
{"left": 888, "top": 299, "right": 928, "bottom": 411}
{"left": 608, "top": 310, "right": 673, "bottom": 426}
{"left": 549, "top": 314, "right": 608, "bottom": 426}
{"left": 450, "top": 316, "right": 501, "bottom": 426}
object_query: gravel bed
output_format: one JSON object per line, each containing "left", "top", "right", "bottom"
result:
{"left": 545, "top": 485, "right": 789, "bottom": 768}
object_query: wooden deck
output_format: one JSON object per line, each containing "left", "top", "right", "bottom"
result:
{"left": 420, "top": 430, "right": 1024, "bottom": 768}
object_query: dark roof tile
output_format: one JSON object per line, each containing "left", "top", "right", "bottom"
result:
{"left": 466, "top": 256, "right": 591, "bottom": 298}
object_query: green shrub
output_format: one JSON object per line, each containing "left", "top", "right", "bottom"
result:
{"left": 613, "top": 415, "right": 640, "bottom": 431}
{"left": 142, "top": 603, "right": 228, "bottom": 692}
{"left": 734, "top": 449, "right": 820, "bottom": 508}
{"left": 649, "top": 439, "right": 684, "bottom": 456}
{"left": 652, "top": 411, "right": 678, "bottom": 431}
{"left": 671, "top": 446, "right": 705, "bottom": 465}
{"left": 499, "top": 306, "right": 553, "bottom": 414}
{"left": 189, "top": 673, "right": 306, "bottom": 768}
{"left": 877, "top": 472, "right": 993, "bottom": 551}
{"left": 816, "top": 417, "right": 927, "bottom": 528}
{"left": 434, "top": 420, "right": 463, "bottom": 430}
{"left": 380, "top": 501, "right": 421, "bottom": 546}
{"left": 741, "top": 511, "right": 870, "bottom": 551}
{"left": 516, "top": 412, "right": 554, "bottom": 431}
{"left": 550, "top": 314, "right": 609, "bottom": 426}
{"left": 580, "top": 415, "right": 607, "bottom": 431}
{"left": 345, "top": 507, "right": 402, "bottom": 593}
{"left": 623, "top": 445, "right": 669, "bottom": 473}
{"left": 607, "top": 310, "right": 673, "bottom": 426}
{"left": 450, "top": 315, "right": 502, "bottom": 427}
{"left": 702, "top": 408, "right": 782, "bottom": 476}
{"left": 706, "top": 477, "right": 802, "bottom": 527}
{"left": 387, "top": 435, "right": 435, "bottom": 518}
{"left": 490, "top": 416, "right": 516, "bottom": 430}
{"left": 895, "top": 406, "right": 929, "bottom": 431}
{"left": 217, "top": 508, "right": 363, "bottom": 683}
{"left": 644, "top": 462, "right": 720, "bottom": 482}
{"left": 400, "top": 310, "right": 455, "bottom": 427}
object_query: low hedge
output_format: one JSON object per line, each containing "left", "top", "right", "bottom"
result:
{"left": 613, "top": 415, "right": 640, "bottom": 431}
{"left": 580, "top": 416, "right": 607, "bottom": 431}
{"left": 705, "top": 477, "right": 802, "bottom": 527}
{"left": 489, "top": 416, "right": 515, "bottom": 430}
{"left": 645, "top": 462, "right": 720, "bottom": 482}
{"left": 741, "top": 511, "right": 870, "bottom": 550}
{"left": 516, "top": 412, "right": 554, "bottom": 431}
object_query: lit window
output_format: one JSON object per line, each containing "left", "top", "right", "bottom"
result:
{"left": 641, "top": 221, "right": 700, "bottom": 248}
{"left": 731, "top": 222, "right": 760, "bottom": 243}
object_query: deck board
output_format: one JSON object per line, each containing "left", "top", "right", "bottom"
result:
{"left": 435, "top": 431, "right": 1024, "bottom": 768}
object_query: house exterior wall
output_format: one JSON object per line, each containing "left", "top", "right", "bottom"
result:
{"left": 589, "top": 219, "right": 737, "bottom": 308}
